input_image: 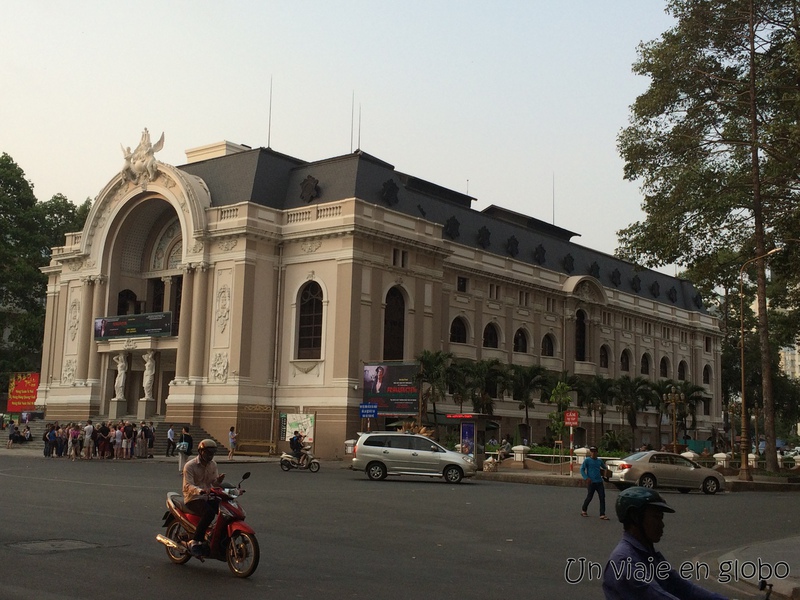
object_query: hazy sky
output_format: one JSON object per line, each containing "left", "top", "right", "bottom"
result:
{"left": 1, "top": 1, "right": 675, "bottom": 259}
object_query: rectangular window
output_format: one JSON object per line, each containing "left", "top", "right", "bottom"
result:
{"left": 546, "top": 297, "right": 556, "bottom": 313}
{"left": 662, "top": 326, "right": 672, "bottom": 340}
{"left": 623, "top": 316, "right": 632, "bottom": 331}
{"left": 602, "top": 311, "right": 612, "bottom": 326}
{"left": 457, "top": 276, "right": 468, "bottom": 293}
{"left": 489, "top": 283, "right": 500, "bottom": 300}
{"left": 643, "top": 322, "right": 652, "bottom": 336}
{"left": 518, "top": 291, "right": 530, "bottom": 307}
{"left": 705, "top": 336, "right": 712, "bottom": 352}
{"left": 680, "top": 331, "right": 688, "bottom": 344}
{"left": 392, "top": 248, "right": 408, "bottom": 268}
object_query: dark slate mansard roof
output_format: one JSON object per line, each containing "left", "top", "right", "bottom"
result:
{"left": 179, "top": 147, "right": 707, "bottom": 314}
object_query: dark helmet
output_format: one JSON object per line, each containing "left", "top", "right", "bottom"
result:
{"left": 615, "top": 487, "right": 675, "bottom": 524}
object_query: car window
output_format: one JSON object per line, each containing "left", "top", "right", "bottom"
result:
{"left": 673, "top": 456, "right": 694, "bottom": 468}
{"left": 363, "top": 436, "right": 389, "bottom": 448}
{"left": 387, "top": 436, "right": 413, "bottom": 449}
{"left": 410, "top": 436, "right": 436, "bottom": 451}
{"left": 624, "top": 452, "right": 648, "bottom": 462}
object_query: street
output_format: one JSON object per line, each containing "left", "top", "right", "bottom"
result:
{"left": 0, "top": 455, "right": 794, "bottom": 599}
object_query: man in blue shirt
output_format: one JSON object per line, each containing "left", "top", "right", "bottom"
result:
{"left": 603, "top": 487, "right": 728, "bottom": 599}
{"left": 580, "top": 445, "right": 609, "bottom": 519}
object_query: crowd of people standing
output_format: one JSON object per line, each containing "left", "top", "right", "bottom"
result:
{"left": 40, "top": 419, "right": 157, "bottom": 460}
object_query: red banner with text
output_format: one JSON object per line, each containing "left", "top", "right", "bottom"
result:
{"left": 8, "top": 372, "right": 39, "bottom": 411}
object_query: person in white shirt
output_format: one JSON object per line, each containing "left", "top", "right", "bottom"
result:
{"left": 83, "top": 420, "right": 95, "bottom": 460}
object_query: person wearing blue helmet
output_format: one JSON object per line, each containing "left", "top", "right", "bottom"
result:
{"left": 603, "top": 487, "right": 728, "bottom": 599}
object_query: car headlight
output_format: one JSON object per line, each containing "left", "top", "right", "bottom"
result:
{"left": 462, "top": 455, "right": 475, "bottom": 465}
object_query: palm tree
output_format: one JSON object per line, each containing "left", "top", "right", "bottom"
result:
{"left": 650, "top": 379, "right": 678, "bottom": 449}
{"left": 675, "top": 380, "right": 708, "bottom": 441}
{"left": 584, "top": 375, "right": 617, "bottom": 447}
{"left": 416, "top": 350, "right": 452, "bottom": 431}
{"left": 507, "top": 364, "right": 548, "bottom": 443}
{"left": 468, "top": 359, "right": 504, "bottom": 415}
{"left": 446, "top": 358, "right": 472, "bottom": 412}
{"left": 614, "top": 375, "right": 655, "bottom": 451}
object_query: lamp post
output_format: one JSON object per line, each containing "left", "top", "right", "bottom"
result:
{"left": 663, "top": 386, "right": 685, "bottom": 453}
{"left": 739, "top": 247, "right": 782, "bottom": 481}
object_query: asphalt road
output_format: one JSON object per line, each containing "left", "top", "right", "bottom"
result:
{"left": 0, "top": 456, "right": 793, "bottom": 599}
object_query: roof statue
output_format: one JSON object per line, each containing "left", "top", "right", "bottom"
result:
{"left": 121, "top": 128, "right": 164, "bottom": 185}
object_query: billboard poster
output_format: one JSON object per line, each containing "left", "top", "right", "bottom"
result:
{"left": 94, "top": 312, "right": 172, "bottom": 340}
{"left": 460, "top": 421, "right": 475, "bottom": 456}
{"left": 8, "top": 372, "right": 39, "bottom": 411}
{"left": 281, "top": 413, "right": 315, "bottom": 443}
{"left": 362, "top": 363, "right": 418, "bottom": 416}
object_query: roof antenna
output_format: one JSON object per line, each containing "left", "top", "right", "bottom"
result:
{"left": 552, "top": 171, "right": 555, "bottom": 224}
{"left": 357, "top": 104, "right": 362, "bottom": 151}
{"left": 350, "top": 91, "right": 355, "bottom": 153}
{"left": 466, "top": 179, "right": 469, "bottom": 195}
{"left": 267, "top": 76, "right": 273, "bottom": 149}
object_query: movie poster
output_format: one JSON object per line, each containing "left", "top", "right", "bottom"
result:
{"left": 8, "top": 372, "right": 39, "bottom": 411}
{"left": 362, "top": 363, "right": 418, "bottom": 416}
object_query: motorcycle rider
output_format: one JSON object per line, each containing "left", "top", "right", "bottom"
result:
{"left": 603, "top": 487, "right": 728, "bottom": 599}
{"left": 290, "top": 430, "right": 307, "bottom": 468}
{"left": 183, "top": 439, "right": 225, "bottom": 557}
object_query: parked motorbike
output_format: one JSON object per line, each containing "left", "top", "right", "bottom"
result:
{"left": 280, "top": 445, "right": 321, "bottom": 472}
{"left": 156, "top": 472, "right": 260, "bottom": 578}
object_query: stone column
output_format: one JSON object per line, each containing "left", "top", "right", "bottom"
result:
{"left": 189, "top": 263, "right": 210, "bottom": 381}
{"left": 161, "top": 276, "right": 173, "bottom": 316}
{"left": 174, "top": 266, "right": 195, "bottom": 383}
{"left": 87, "top": 276, "right": 107, "bottom": 382}
{"left": 75, "top": 277, "right": 95, "bottom": 383}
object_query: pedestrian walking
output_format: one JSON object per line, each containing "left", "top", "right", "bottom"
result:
{"left": 581, "top": 446, "right": 610, "bottom": 520}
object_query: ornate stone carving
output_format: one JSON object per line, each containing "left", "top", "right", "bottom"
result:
{"left": 62, "top": 359, "right": 76, "bottom": 385}
{"left": 191, "top": 241, "right": 204, "bottom": 253}
{"left": 292, "top": 362, "right": 319, "bottom": 376}
{"left": 216, "top": 285, "right": 231, "bottom": 333}
{"left": 506, "top": 235, "right": 519, "bottom": 257}
{"left": 68, "top": 300, "right": 80, "bottom": 341}
{"left": 211, "top": 352, "right": 229, "bottom": 383}
{"left": 113, "top": 353, "right": 128, "bottom": 400}
{"left": 610, "top": 268, "right": 622, "bottom": 287}
{"left": 120, "top": 128, "right": 164, "bottom": 185}
{"left": 301, "top": 241, "right": 322, "bottom": 253}
{"left": 589, "top": 261, "right": 600, "bottom": 279}
{"left": 631, "top": 275, "right": 642, "bottom": 293}
{"left": 534, "top": 244, "right": 546, "bottom": 265}
{"left": 563, "top": 254, "right": 575, "bottom": 273}
{"left": 667, "top": 286, "right": 678, "bottom": 303}
{"left": 123, "top": 338, "right": 138, "bottom": 350}
{"left": 650, "top": 281, "right": 660, "bottom": 298}
{"left": 218, "top": 239, "right": 237, "bottom": 251}
{"left": 142, "top": 350, "right": 155, "bottom": 401}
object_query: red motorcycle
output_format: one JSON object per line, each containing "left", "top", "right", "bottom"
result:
{"left": 156, "top": 472, "right": 260, "bottom": 577}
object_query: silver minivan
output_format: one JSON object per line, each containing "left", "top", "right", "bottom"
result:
{"left": 351, "top": 431, "right": 478, "bottom": 483}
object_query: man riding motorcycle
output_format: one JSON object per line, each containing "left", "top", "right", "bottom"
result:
{"left": 182, "top": 438, "right": 225, "bottom": 557}
{"left": 289, "top": 430, "right": 307, "bottom": 468}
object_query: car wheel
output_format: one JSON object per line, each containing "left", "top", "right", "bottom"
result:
{"left": 366, "top": 462, "right": 387, "bottom": 481}
{"left": 638, "top": 474, "right": 657, "bottom": 489}
{"left": 702, "top": 477, "right": 719, "bottom": 495}
{"left": 443, "top": 465, "right": 463, "bottom": 484}
{"left": 678, "top": 488, "right": 690, "bottom": 494}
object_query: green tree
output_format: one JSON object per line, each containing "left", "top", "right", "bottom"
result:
{"left": 616, "top": 1, "right": 800, "bottom": 471}
{"left": 507, "top": 364, "right": 548, "bottom": 443}
{"left": 0, "top": 154, "right": 90, "bottom": 392}
{"left": 416, "top": 350, "right": 452, "bottom": 431}
{"left": 614, "top": 376, "right": 655, "bottom": 451}
{"left": 584, "top": 375, "right": 617, "bottom": 446}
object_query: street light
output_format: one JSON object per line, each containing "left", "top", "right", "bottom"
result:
{"left": 663, "top": 386, "right": 685, "bottom": 452}
{"left": 739, "top": 247, "right": 782, "bottom": 481}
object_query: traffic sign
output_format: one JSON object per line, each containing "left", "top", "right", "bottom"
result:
{"left": 360, "top": 403, "right": 378, "bottom": 418}
{"left": 564, "top": 410, "right": 579, "bottom": 427}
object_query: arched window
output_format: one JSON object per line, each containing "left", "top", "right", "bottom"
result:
{"left": 703, "top": 365, "right": 711, "bottom": 385}
{"left": 117, "top": 289, "right": 138, "bottom": 316}
{"left": 575, "top": 310, "right": 587, "bottom": 361}
{"left": 450, "top": 317, "right": 467, "bottom": 344}
{"left": 620, "top": 350, "right": 630, "bottom": 372}
{"left": 641, "top": 354, "right": 650, "bottom": 375}
{"left": 513, "top": 328, "right": 528, "bottom": 353}
{"left": 542, "top": 334, "right": 555, "bottom": 357}
{"left": 678, "top": 361, "right": 688, "bottom": 381}
{"left": 383, "top": 287, "right": 405, "bottom": 360}
{"left": 599, "top": 346, "right": 609, "bottom": 369}
{"left": 660, "top": 357, "right": 669, "bottom": 378}
{"left": 297, "top": 282, "right": 323, "bottom": 359}
{"left": 483, "top": 323, "right": 499, "bottom": 348}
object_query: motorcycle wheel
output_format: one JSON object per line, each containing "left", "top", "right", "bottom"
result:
{"left": 164, "top": 521, "right": 191, "bottom": 565}
{"left": 308, "top": 460, "right": 321, "bottom": 473}
{"left": 227, "top": 531, "right": 260, "bottom": 578}
{"left": 280, "top": 459, "right": 291, "bottom": 471}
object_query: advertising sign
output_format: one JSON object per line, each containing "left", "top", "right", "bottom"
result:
{"left": 281, "top": 413, "right": 315, "bottom": 443}
{"left": 8, "top": 372, "right": 39, "bottom": 411}
{"left": 460, "top": 421, "right": 475, "bottom": 456}
{"left": 94, "top": 312, "right": 173, "bottom": 340}
{"left": 362, "top": 363, "right": 418, "bottom": 416}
